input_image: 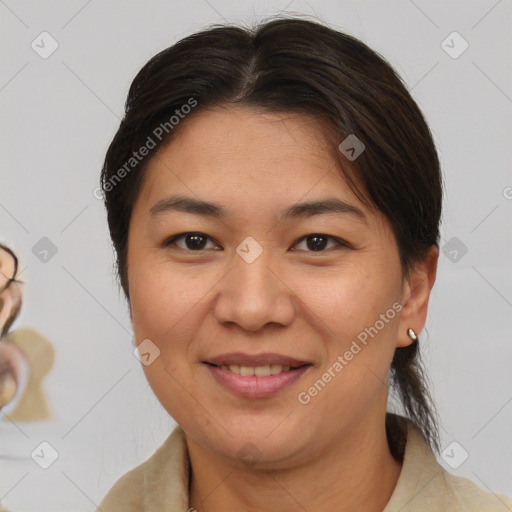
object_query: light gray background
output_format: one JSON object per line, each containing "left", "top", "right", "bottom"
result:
{"left": 1, "top": 1, "right": 511, "bottom": 510}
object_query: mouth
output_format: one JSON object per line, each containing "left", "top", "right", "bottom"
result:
{"left": 202, "top": 353, "right": 313, "bottom": 398}
{"left": 204, "top": 362, "right": 310, "bottom": 376}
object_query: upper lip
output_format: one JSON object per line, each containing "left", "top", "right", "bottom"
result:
{"left": 203, "top": 352, "right": 311, "bottom": 368}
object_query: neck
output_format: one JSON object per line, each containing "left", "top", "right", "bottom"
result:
{"left": 187, "top": 412, "right": 403, "bottom": 512}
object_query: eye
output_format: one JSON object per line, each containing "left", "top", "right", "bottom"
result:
{"left": 291, "top": 233, "right": 350, "bottom": 252}
{"left": 164, "top": 232, "right": 220, "bottom": 251}
{"left": 163, "top": 232, "right": 351, "bottom": 253}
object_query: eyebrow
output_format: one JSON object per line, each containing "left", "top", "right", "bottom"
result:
{"left": 149, "top": 195, "right": 367, "bottom": 224}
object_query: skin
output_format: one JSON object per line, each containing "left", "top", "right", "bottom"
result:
{"left": 0, "top": 248, "right": 22, "bottom": 335}
{"left": 0, "top": 248, "right": 25, "bottom": 409}
{"left": 127, "top": 105, "right": 438, "bottom": 512}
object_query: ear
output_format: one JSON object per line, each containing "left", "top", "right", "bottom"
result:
{"left": 396, "top": 245, "right": 438, "bottom": 348}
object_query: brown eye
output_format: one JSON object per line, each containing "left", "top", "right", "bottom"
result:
{"left": 165, "top": 232, "right": 219, "bottom": 251}
{"left": 292, "top": 234, "right": 349, "bottom": 252}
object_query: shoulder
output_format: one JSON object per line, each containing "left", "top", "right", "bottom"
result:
{"left": 440, "top": 470, "right": 512, "bottom": 512}
{"left": 384, "top": 415, "right": 512, "bottom": 512}
{"left": 96, "top": 425, "right": 190, "bottom": 512}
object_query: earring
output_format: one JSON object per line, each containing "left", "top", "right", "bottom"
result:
{"left": 407, "top": 328, "right": 417, "bottom": 341}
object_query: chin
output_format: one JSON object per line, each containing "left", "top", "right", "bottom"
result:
{"left": 187, "top": 413, "right": 312, "bottom": 469}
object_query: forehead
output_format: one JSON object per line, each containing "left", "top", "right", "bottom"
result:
{"left": 138, "top": 106, "right": 367, "bottom": 211}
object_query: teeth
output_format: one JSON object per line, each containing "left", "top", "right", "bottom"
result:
{"left": 220, "top": 364, "right": 294, "bottom": 376}
{"left": 240, "top": 366, "right": 255, "bottom": 376}
{"left": 270, "top": 364, "right": 282, "bottom": 375}
{"left": 255, "top": 365, "right": 270, "bottom": 377}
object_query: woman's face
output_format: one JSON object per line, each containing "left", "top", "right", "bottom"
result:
{"left": 127, "top": 106, "right": 427, "bottom": 468}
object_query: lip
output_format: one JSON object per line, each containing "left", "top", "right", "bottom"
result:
{"left": 204, "top": 363, "right": 311, "bottom": 399}
{"left": 203, "top": 352, "right": 310, "bottom": 367}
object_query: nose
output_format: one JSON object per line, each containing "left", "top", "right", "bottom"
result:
{"left": 213, "top": 249, "right": 296, "bottom": 332}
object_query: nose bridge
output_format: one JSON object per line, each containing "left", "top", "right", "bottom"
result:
{"left": 213, "top": 239, "right": 295, "bottom": 331}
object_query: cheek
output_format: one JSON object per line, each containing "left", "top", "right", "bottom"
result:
{"left": 303, "top": 267, "right": 395, "bottom": 339}
{"left": 127, "top": 259, "right": 209, "bottom": 424}
{"left": 128, "top": 257, "right": 206, "bottom": 342}
{"left": 299, "top": 266, "right": 400, "bottom": 387}
{"left": 296, "top": 281, "right": 400, "bottom": 426}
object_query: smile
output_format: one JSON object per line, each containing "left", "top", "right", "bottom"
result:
{"left": 203, "top": 362, "right": 312, "bottom": 399}
{"left": 215, "top": 364, "right": 295, "bottom": 376}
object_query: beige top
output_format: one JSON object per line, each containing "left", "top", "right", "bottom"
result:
{"left": 97, "top": 417, "right": 512, "bottom": 511}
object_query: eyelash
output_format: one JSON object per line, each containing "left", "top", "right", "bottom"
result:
{"left": 163, "top": 232, "right": 352, "bottom": 253}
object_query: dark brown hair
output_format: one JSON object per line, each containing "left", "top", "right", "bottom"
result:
{"left": 101, "top": 16, "right": 442, "bottom": 456}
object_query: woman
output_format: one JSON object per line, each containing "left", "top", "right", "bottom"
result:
{"left": 97, "top": 17, "right": 512, "bottom": 511}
